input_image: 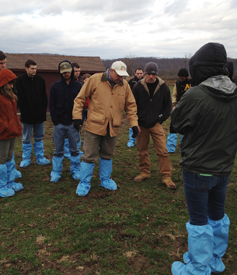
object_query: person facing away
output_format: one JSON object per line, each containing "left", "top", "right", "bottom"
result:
{"left": 132, "top": 62, "right": 176, "bottom": 190}
{"left": 127, "top": 67, "right": 144, "bottom": 148}
{"left": 166, "top": 68, "right": 191, "bottom": 153}
{"left": 72, "top": 60, "right": 139, "bottom": 197}
{"left": 49, "top": 60, "right": 82, "bottom": 183}
{"left": 0, "top": 68, "right": 23, "bottom": 198}
{"left": 16, "top": 59, "right": 50, "bottom": 168}
{"left": 171, "top": 42, "right": 237, "bottom": 275}
{"left": 0, "top": 50, "right": 22, "bottom": 180}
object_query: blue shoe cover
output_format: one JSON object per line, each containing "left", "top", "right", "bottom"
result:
{"left": 208, "top": 214, "right": 229, "bottom": 273}
{"left": 64, "top": 138, "right": 71, "bottom": 159}
{"left": 0, "top": 164, "right": 15, "bottom": 197}
{"left": 127, "top": 128, "right": 136, "bottom": 148}
{"left": 20, "top": 143, "right": 32, "bottom": 168}
{"left": 76, "top": 162, "right": 95, "bottom": 196}
{"left": 76, "top": 182, "right": 91, "bottom": 196}
{"left": 100, "top": 179, "right": 117, "bottom": 190}
{"left": 99, "top": 158, "right": 117, "bottom": 191}
{"left": 167, "top": 133, "right": 178, "bottom": 153}
{"left": 7, "top": 182, "right": 24, "bottom": 192}
{"left": 50, "top": 156, "right": 64, "bottom": 182}
{"left": 79, "top": 150, "right": 84, "bottom": 157}
{"left": 14, "top": 169, "right": 22, "bottom": 179}
{"left": 171, "top": 223, "right": 213, "bottom": 275}
{"left": 0, "top": 187, "right": 15, "bottom": 197}
{"left": 70, "top": 155, "right": 81, "bottom": 180}
{"left": 5, "top": 160, "right": 24, "bottom": 192}
{"left": 34, "top": 141, "right": 50, "bottom": 165}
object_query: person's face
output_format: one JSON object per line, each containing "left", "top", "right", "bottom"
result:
{"left": 109, "top": 69, "right": 123, "bottom": 84}
{"left": 62, "top": 71, "right": 71, "bottom": 81}
{"left": 0, "top": 58, "right": 7, "bottom": 71}
{"left": 74, "top": 67, "right": 80, "bottom": 78}
{"left": 5, "top": 83, "right": 14, "bottom": 91}
{"left": 135, "top": 69, "right": 144, "bottom": 80}
{"left": 178, "top": 76, "right": 187, "bottom": 82}
{"left": 145, "top": 73, "right": 157, "bottom": 83}
{"left": 25, "top": 65, "right": 37, "bottom": 77}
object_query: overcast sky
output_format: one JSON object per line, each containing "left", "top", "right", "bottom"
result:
{"left": 1, "top": 0, "right": 236, "bottom": 59}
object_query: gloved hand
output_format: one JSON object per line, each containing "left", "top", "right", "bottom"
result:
{"left": 158, "top": 114, "right": 164, "bottom": 124}
{"left": 132, "top": 126, "right": 139, "bottom": 138}
{"left": 74, "top": 119, "right": 83, "bottom": 132}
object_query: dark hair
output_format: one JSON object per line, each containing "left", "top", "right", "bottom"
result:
{"left": 0, "top": 51, "right": 7, "bottom": 61}
{"left": 135, "top": 67, "right": 143, "bottom": 73}
{"left": 72, "top": 62, "right": 80, "bottom": 69}
{"left": 25, "top": 59, "right": 37, "bottom": 68}
{"left": 82, "top": 73, "right": 91, "bottom": 81}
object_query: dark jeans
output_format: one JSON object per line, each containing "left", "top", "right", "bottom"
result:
{"left": 183, "top": 169, "right": 229, "bottom": 225}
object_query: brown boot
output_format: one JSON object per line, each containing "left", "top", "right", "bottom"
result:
{"left": 134, "top": 173, "right": 150, "bottom": 182}
{"left": 162, "top": 178, "right": 176, "bottom": 189}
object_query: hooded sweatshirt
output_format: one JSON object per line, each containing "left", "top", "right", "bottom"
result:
{"left": 49, "top": 60, "right": 82, "bottom": 126}
{"left": 171, "top": 42, "right": 237, "bottom": 176}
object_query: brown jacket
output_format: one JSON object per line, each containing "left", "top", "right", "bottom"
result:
{"left": 73, "top": 71, "right": 138, "bottom": 137}
{"left": 0, "top": 93, "right": 22, "bottom": 140}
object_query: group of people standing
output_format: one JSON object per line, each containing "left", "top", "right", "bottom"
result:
{"left": 1, "top": 42, "right": 237, "bottom": 274}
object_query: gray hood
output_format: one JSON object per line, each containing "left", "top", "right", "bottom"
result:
{"left": 201, "top": 75, "right": 236, "bottom": 94}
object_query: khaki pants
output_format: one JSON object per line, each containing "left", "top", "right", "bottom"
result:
{"left": 82, "top": 130, "right": 118, "bottom": 163}
{"left": 136, "top": 123, "right": 172, "bottom": 180}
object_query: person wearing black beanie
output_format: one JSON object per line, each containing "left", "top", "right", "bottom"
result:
{"left": 171, "top": 42, "right": 237, "bottom": 275}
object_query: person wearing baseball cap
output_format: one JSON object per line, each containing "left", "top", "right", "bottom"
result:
{"left": 49, "top": 60, "right": 82, "bottom": 183}
{"left": 73, "top": 60, "right": 139, "bottom": 196}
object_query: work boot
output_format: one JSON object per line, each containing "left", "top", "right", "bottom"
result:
{"left": 162, "top": 177, "right": 176, "bottom": 189}
{"left": 134, "top": 173, "right": 150, "bottom": 182}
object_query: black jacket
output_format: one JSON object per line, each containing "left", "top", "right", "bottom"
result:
{"left": 172, "top": 42, "right": 237, "bottom": 176}
{"left": 128, "top": 76, "right": 140, "bottom": 90}
{"left": 132, "top": 77, "right": 172, "bottom": 128}
{"left": 49, "top": 60, "right": 82, "bottom": 126}
{"left": 16, "top": 73, "right": 48, "bottom": 124}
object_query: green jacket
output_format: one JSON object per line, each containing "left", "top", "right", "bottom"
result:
{"left": 171, "top": 76, "right": 237, "bottom": 176}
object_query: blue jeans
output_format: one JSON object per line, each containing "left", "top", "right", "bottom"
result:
{"left": 183, "top": 169, "right": 229, "bottom": 225}
{"left": 53, "top": 123, "right": 79, "bottom": 157}
{"left": 22, "top": 122, "right": 44, "bottom": 144}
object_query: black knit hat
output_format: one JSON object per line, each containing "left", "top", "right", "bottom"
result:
{"left": 144, "top": 62, "right": 158, "bottom": 75}
{"left": 178, "top": 68, "right": 189, "bottom": 77}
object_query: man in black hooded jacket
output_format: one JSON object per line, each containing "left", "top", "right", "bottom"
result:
{"left": 171, "top": 42, "right": 237, "bottom": 275}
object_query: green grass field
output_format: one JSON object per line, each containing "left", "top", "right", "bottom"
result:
{"left": 1, "top": 114, "right": 237, "bottom": 275}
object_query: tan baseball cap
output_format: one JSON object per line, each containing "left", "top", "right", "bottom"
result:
{"left": 60, "top": 61, "right": 72, "bottom": 73}
{"left": 111, "top": 61, "right": 129, "bottom": 77}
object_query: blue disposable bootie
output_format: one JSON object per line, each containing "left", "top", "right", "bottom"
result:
{"left": 166, "top": 133, "right": 178, "bottom": 153}
{"left": 0, "top": 164, "right": 15, "bottom": 197}
{"left": 20, "top": 143, "right": 32, "bottom": 168}
{"left": 70, "top": 155, "right": 81, "bottom": 180}
{"left": 99, "top": 158, "right": 117, "bottom": 190}
{"left": 34, "top": 141, "right": 50, "bottom": 165}
{"left": 127, "top": 127, "right": 136, "bottom": 148}
{"left": 171, "top": 222, "right": 213, "bottom": 275}
{"left": 64, "top": 138, "right": 71, "bottom": 159}
{"left": 50, "top": 156, "right": 64, "bottom": 182}
{"left": 6, "top": 160, "right": 24, "bottom": 192}
{"left": 208, "top": 214, "right": 230, "bottom": 273}
{"left": 76, "top": 161, "right": 95, "bottom": 196}
{"left": 11, "top": 153, "right": 22, "bottom": 179}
